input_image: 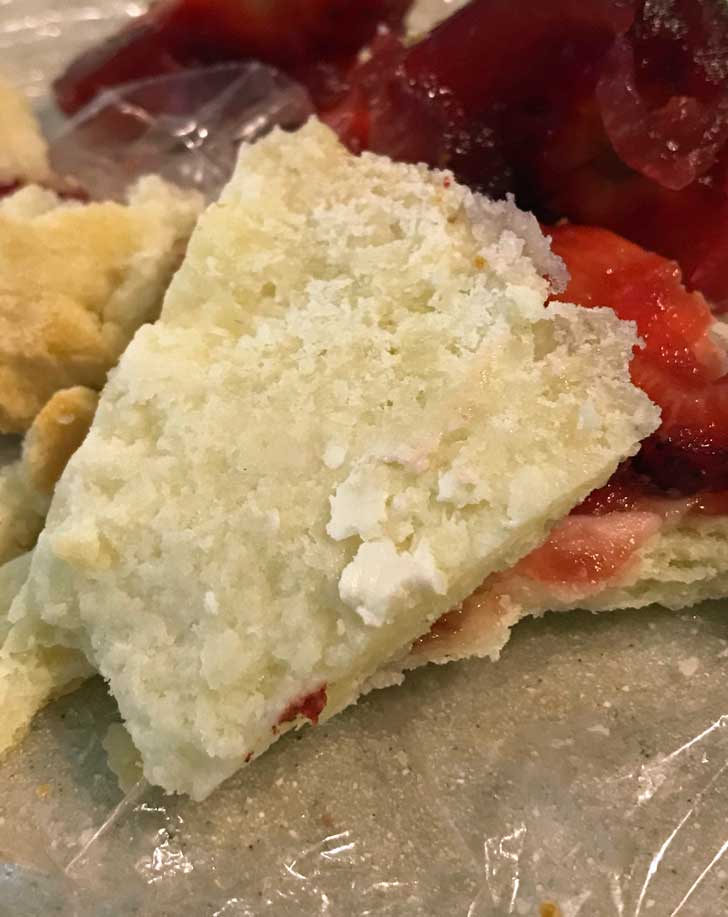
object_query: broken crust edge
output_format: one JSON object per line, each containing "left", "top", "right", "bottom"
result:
{"left": 0, "top": 553, "right": 93, "bottom": 757}
{"left": 7, "top": 514, "right": 726, "bottom": 789}
{"left": 4, "top": 395, "right": 659, "bottom": 799}
{"left": 397, "top": 513, "right": 728, "bottom": 676}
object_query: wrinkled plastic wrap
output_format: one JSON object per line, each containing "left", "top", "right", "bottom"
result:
{"left": 49, "top": 64, "right": 313, "bottom": 201}
{"left": 2, "top": 3, "right": 728, "bottom": 915}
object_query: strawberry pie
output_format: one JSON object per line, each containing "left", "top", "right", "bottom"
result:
{"left": 0, "top": 0, "right": 727, "bottom": 798}
{"left": 50, "top": 0, "right": 728, "bottom": 664}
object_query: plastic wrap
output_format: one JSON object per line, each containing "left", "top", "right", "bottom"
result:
{"left": 3, "top": 606, "right": 728, "bottom": 916}
{"left": 2, "top": 2, "right": 728, "bottom": 915}
{"left": 48, "top": 64, "right": 313, "bottom": 201}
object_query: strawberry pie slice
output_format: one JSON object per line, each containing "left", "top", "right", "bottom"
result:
{"left": 0, "top": 0, "right": 721, "bottom": 792}
{"left": 5, "top": 121, "right": 658, "bottom": 797}
{"left": 46, "top": 0, "right": 728, "bottom": 666}
{"left": 52, "top": 0, "right": 728, "bottom": 625}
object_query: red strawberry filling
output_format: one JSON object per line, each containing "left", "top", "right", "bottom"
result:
{"left": 514, "top": 513, "right": 663, "bottom": 590}
{"left": 277, "top": 684, "right": 328, "bottom": 727}
{"left": 320, "top": 0, "right": 728, "bottom": 311}
{"left": 550, "top": 224, "right": 728, "bottom": 495}
{"left": 511, "top": 227, "right": 728, "bottom": 598}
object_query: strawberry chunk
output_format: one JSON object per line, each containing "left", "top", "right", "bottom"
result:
{"left": 550, "top": 223, "right": 728, "bottom": 493}
{"left": 497, "top": 224, "right": 728, "bottom": 599}
{"left": 324, "top": 0, "right": 629, "bottom": 196}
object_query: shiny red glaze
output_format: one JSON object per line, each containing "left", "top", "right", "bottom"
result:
{"left": 323, "top": 0, "right": 728, "bottom": 308}
{"left": 324, "top": 0, "right": 630, "bottom": 196}
{"left": 0, "top": 181, "right": 20, "bottom": 198}
{"left": 424, "top": 605, "right": 464, "bottom": 639}
{"left": 695, "top": 491, "right": 728, "bottom": 515}
{"left": 575, "top": 465, "right": 728, "bottom": 518}
{"left": 514, "top": 512, "right": 661, "bottom": 586}
{"left": 54, "top": 0, "right": 412, "bottom": 115}
{"left": 53, "top": 0, "right": 728, "bottom": 305}
{"left": 277, "top": 685, "right": 327, "bottom": 727}
{"left": 575, "top": 465, "right": 660, "bottom": 515}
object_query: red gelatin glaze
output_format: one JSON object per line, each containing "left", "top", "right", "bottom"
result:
{"left": 324, "top": 0, "right": 728, "bottom": 308}
{"left": 54, "top": 0, "right": 728, "bottom": 306}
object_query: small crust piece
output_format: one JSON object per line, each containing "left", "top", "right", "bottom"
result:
{"left": 0, "top": 384, "right": 98, "bottom": 740}
{"left": 0, "top": 78, "right": 51, "bottom": 188}
{"left": 0, "top": 386, "right": 99, "bottom": 568}
{"left": 0, "top": 553, "right": 92, "bottom": 756}
{"left": 8, "top": 119, "right": 658, "bottom": 799}
{"left": 22, "top": 386, "right": 98, "bottom": 495}
{"left": 0, "top": 178, "right": 202, "bottom": 433}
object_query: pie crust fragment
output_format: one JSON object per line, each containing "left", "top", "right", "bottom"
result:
{"left": 0, "top": 179, "right": 202, "bottom": 434}
{"left": 0, "top": 77, "right": 51, "bottom": 189}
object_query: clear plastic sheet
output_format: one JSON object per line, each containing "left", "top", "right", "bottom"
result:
{"left": 48, "top": 64, "right": 313, "bottom": 201}
{"left": 3, "top": 607, "right": 728, "bottom": 916}
{"left": 2, "top": 3, "right": 728, "bottom": 915}
{"left": 0, "top": 1, "right": 138, "bottom": 102}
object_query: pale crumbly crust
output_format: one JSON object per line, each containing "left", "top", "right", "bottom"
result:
{"left": 7, "top": 119, "right": 657, "bottom": 799}
{"left": 0, "top": 552, "right": 91, "bottom": 755}
{"left": 0, "top": 462, "right": 48, "bottom": 568}
{"left": 0, "top": 385, "right": 99, "bottom": 750}
{"left": 0, "top": 173, "right": 201, "bottom": 751}
{"left": 0, "top": 178, "right": 202, "bottom": 433}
